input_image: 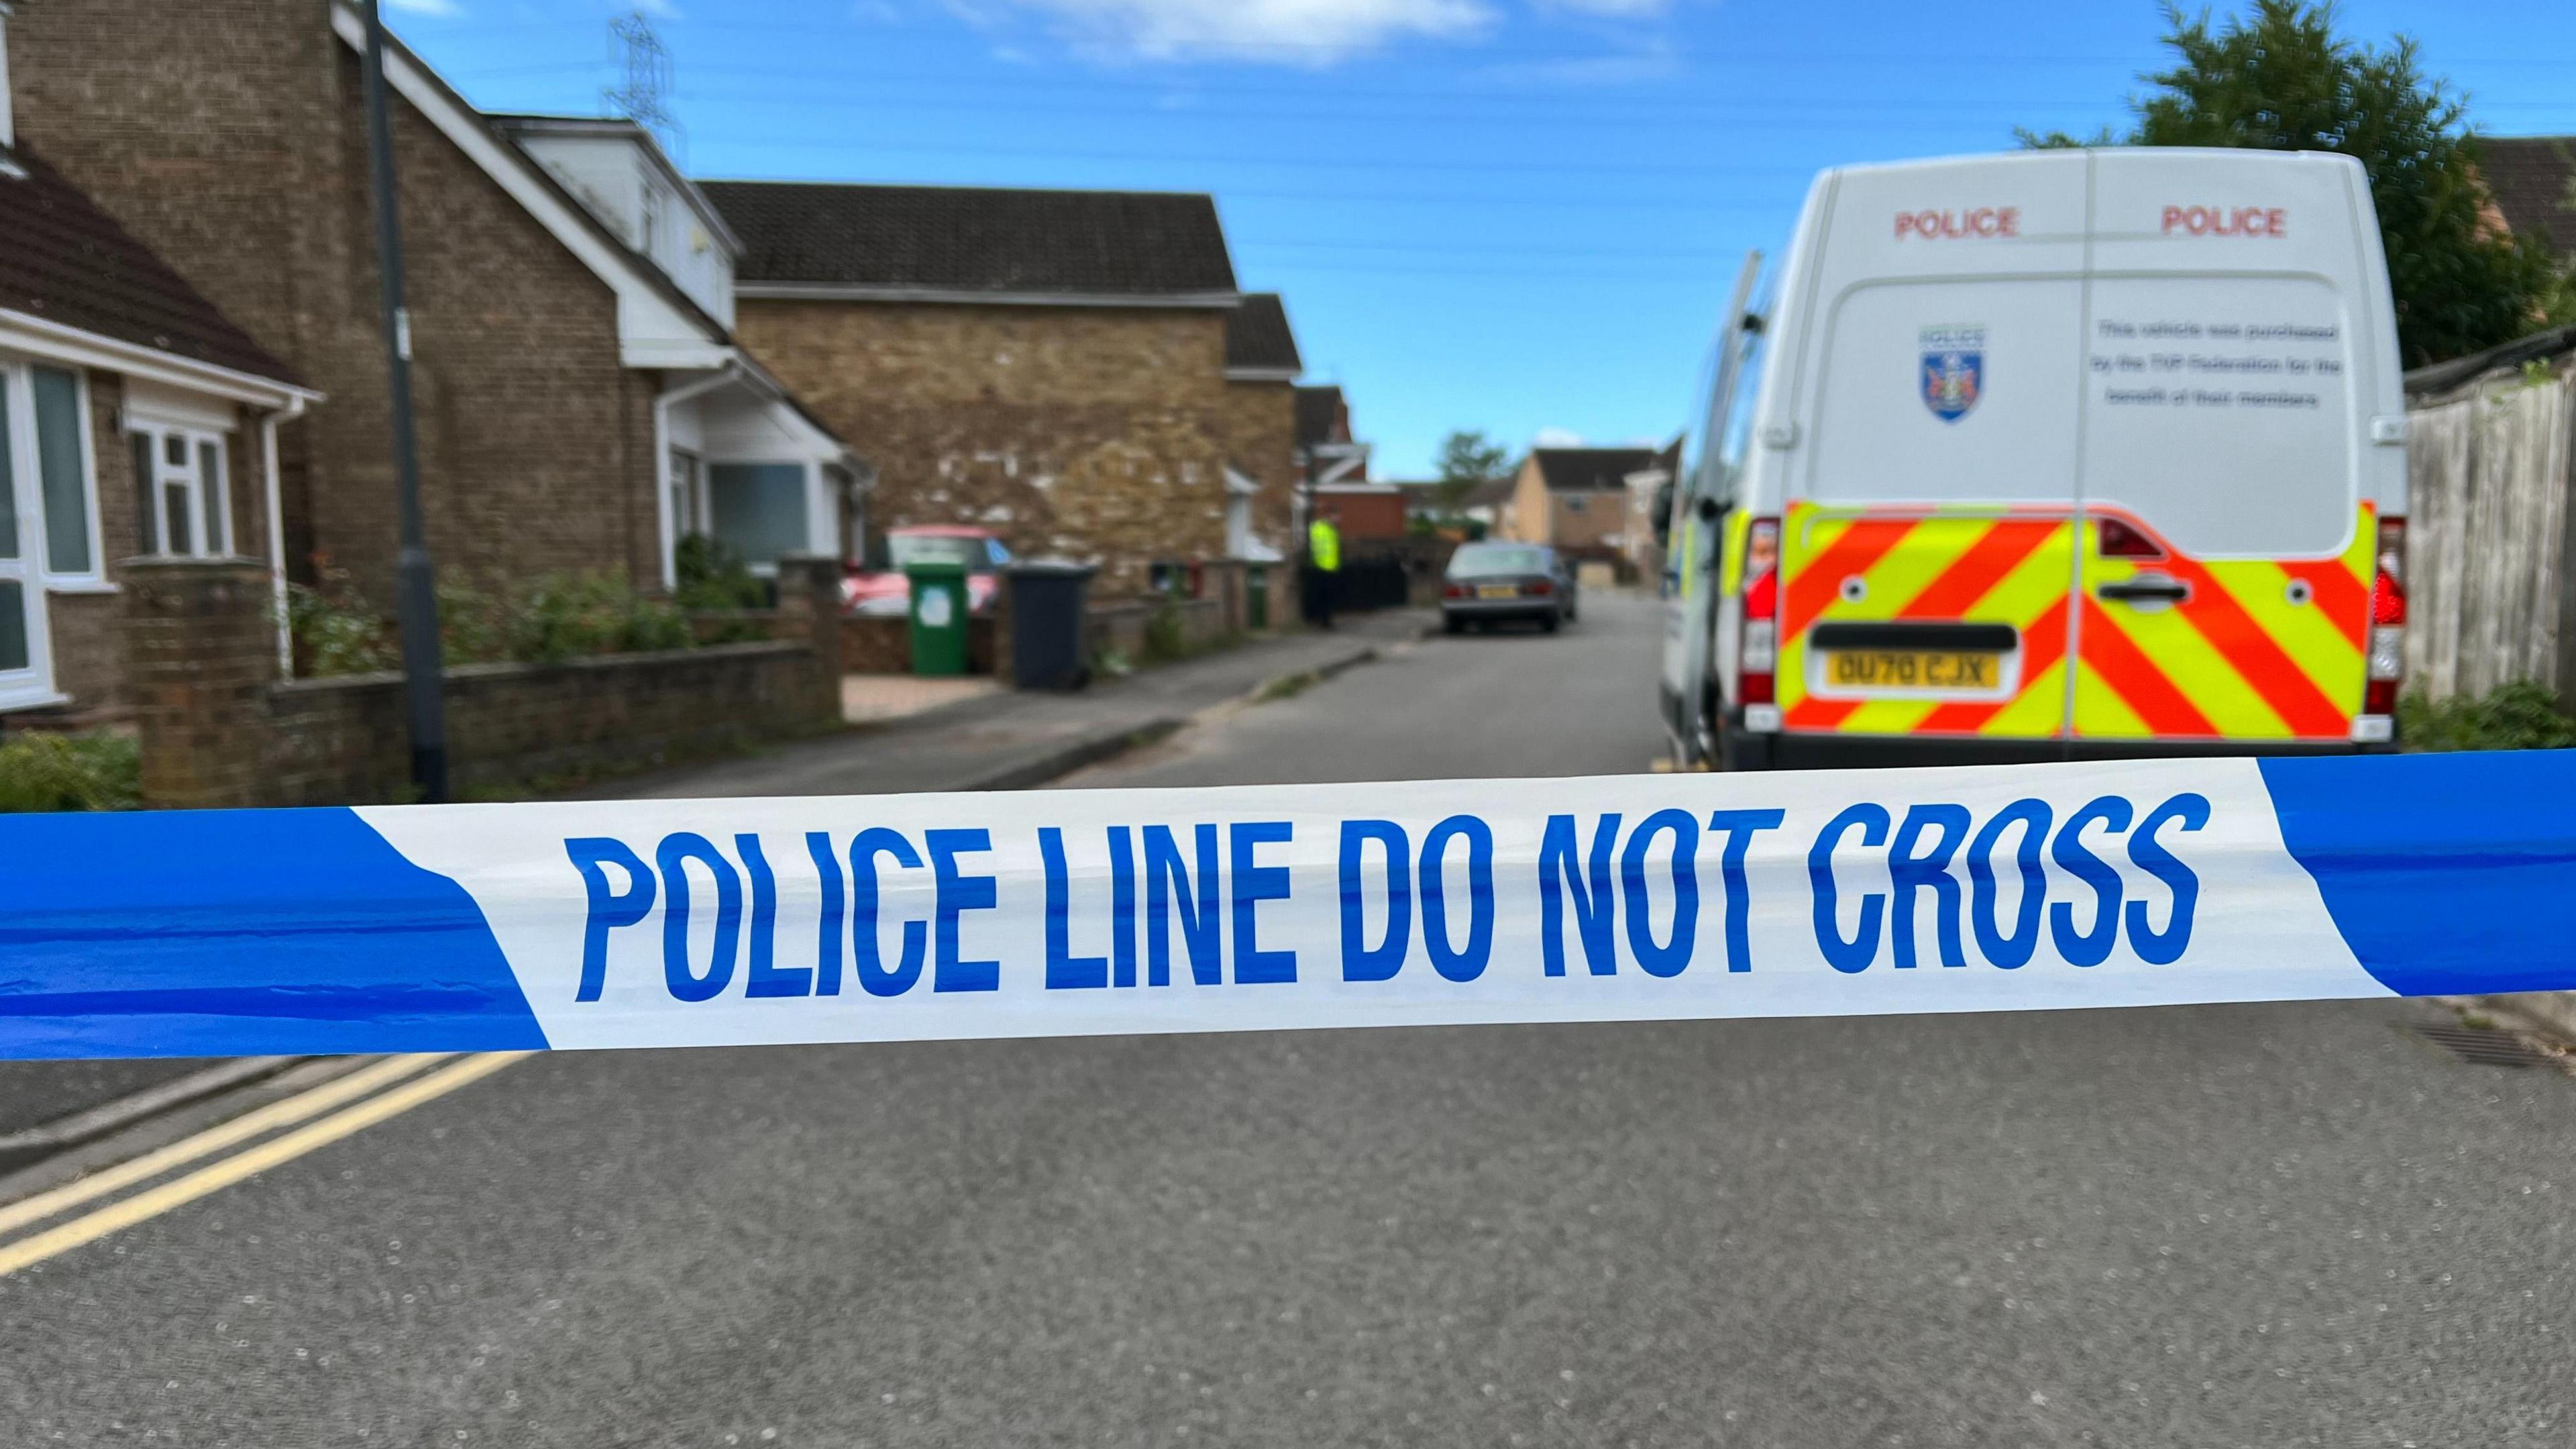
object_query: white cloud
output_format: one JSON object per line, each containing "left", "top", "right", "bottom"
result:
{"left": 979, "top": 0, "right": 1493, "bottom": 65}
{"left": 1538, "top": 0, "right": 1665, "bottom": 13}
{"left": 1532, "top": 426, "right": 1585, "bottom": 447}
{"left": 386, "top": 0, "right": 466, "bottom": 16}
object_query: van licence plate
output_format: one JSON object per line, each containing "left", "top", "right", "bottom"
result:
{"left": 1825, "top": 649, "right": 1999, "bottom": 690}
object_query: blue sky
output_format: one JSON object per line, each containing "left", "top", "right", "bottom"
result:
{"left": 388, "top": 0, "right": 2576, "bottom": 474}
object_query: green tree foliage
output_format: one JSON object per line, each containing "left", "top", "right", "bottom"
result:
{"left": 1432, "top": 429, "right": 1511, "bottom": 512}
{"left": 2023, "top": 1, "right": 2567, "bottom": 366}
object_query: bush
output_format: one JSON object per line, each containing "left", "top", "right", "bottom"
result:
{"left": 506, "top": 570, "right": 692, "bottom": 663}
{"left": 1142, "top": 600, "right": 1190, "bottom": 663}
{"left": 0, "top": 731, "right": 140, "bottom": 812}
{"left": 674, "top": 533, "right": 769, "bottom": 611}
{"left": 2398, "top": 681, "right": 2576, "bottom": 751}
{"left": 288, "top": 564, "right": 706, "bottom": 676}
{"left": 284, "top": 557, "right": 400, "bottom": 676}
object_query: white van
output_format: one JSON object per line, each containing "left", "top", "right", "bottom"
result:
{"left": 1660, "top": 147, "right": 2411, "bottom": 770}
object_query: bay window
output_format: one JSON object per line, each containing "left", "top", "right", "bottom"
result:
{"left": 126, "top": 421, "right": 231, "bottom": 557}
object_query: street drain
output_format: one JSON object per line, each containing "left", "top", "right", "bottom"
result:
{"left": 2409, "top": 1022, "right": 2558, "bottom": 1070}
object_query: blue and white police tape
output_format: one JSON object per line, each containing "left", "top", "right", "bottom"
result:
{"left": 0, "top": 751, "right": 2568, "bottom": 1060}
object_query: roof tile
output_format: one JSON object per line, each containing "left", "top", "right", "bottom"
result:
{"left": 2481, "top": 136, "right": 2576, "bottom": 256}
{"left": 1226, "top": 292, "right": 1301, "bottom": 374}
{"left": 0, "top": 144, "right": 299, "bottom": 384}
{"left": 1533, "top": 445, "right": 1663, "bottom": 492}
{"left": 701, "top": 180, "right": 1238, "bottom": 298}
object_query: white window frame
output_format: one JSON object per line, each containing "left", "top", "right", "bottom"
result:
{"left": 125, "top": 418, "right": 233, "bottom": 559}
{"left": 640, "top": 172, "right": 664, "bottom": 263}
{"left": 0, "top": 357, "right": 109, "bottom": 594}
{"left": 0, "top": 362, "right": 62, "bottom": 709}
{"left": 669, "top": 446, "right": 706, "bottom": 539}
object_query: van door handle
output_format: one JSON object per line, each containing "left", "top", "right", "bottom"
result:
{"left": 2096, "top": 577, "right": 2191, "bottom": 604}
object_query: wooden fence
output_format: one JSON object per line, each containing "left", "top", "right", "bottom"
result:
{"left": 2404, "top": 339, "right": 2576, "bottom": 703}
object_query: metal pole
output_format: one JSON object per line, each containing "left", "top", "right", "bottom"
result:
{"left": 360, "top": 1, "right": 447, "bottom": 802}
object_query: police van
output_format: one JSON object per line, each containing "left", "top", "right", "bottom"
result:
{"left": 1660, "top": 147, "right": 2410, "bottom": 770}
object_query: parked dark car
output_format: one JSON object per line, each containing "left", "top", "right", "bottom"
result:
{"left": 1440, "top": 542, "right": 1574, "bottom": 633}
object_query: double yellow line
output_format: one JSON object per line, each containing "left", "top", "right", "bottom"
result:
{"left": 0, "top": 1051, "right": 529, "bottom": 1277}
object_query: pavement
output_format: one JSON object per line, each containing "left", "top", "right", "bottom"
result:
{"left": 597, "top": 609, "right": 1432, "bottom": 800}
{"left": 5, "top": 592, "right": 2576, "bottom": 1445}
{"left": 839, "top": 672, "right": 998, "bottom": 725}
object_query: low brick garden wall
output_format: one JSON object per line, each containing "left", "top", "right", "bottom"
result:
{"left": 124, "top": 556, "right": 845, "bottom": 809}
{"left": 1087, "top": 597, "right": 1228, "bottom": 663}
{"left": 261, "top": 642, "right": 826, "bottom": 805}
{"left": 841, "top": 614, "right": 1000, "bottom": 675}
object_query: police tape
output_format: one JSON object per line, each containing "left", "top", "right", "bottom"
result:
{"left": 0, "top": 751, "right": 2567, "bottom": 1061}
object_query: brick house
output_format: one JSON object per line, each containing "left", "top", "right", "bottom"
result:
{"left": 7, "top": 0, "right": 857, "bottom": 621}
{"left": 1294, "top": 383, "right": 1369, "bottom": 491}
{"left": 1497, "top": 440, "right": 1680, "bottom": 558}
{"left": 702, "top": 180, "right": 1254, "bottom": 590}
{"left": 1220, "top": 291, "right": 1301, "bottom": 560}
{"left": 0, "top": 4, "right": 317, "bottom": 718}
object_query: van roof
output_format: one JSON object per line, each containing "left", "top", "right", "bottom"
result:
{"left": 1814, "top": 145, "right": 2364, "bottom": 182}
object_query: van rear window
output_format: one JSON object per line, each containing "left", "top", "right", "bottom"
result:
{"left": 2081, "top": 276, "right": 2356, "bottom": 558}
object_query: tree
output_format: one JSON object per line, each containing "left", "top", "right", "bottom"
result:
{"left": 1432, "top": 429, "right": 1510, "bottom": 513}
{"left": 2022, "top": 1, "right": 2568, "bottom": 366}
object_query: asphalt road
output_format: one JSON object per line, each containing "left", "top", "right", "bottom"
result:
{"left": 6, "top": 591, "right": 2575, "bottom": 1446}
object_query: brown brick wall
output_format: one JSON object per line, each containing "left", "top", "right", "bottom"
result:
{"left": 11, "top": 0, "right": 660, "bottom": 608}
{"left": 121, "top": 559, "right": 280, "bottom": 810}
{"left": 1318, "top": 491, "right": 1409, "bottom": 541}
{"left": 735, "top": 301, "right": 1232, "bottom": 591}
{"left": 1219, "top": 378, "right": 1299, "bottom": 556}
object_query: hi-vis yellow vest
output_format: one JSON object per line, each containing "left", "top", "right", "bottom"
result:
{"left": 1308, "top": 519, "right": 1342, "bottom": 571}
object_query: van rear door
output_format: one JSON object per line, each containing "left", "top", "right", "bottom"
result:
{"left": 2074, "top": 151, "right": 2376, "bottom": 744}
{"left": 1776, "top": 152, "right": 2088, "bottom": 742}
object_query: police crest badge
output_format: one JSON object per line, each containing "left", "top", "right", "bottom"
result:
{"left": 1920, "top": 325, "right": 1984, "bottom": 423}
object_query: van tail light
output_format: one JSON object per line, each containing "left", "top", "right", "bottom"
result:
{"left": 2096, "top": 515, "right": 2165, "bottom": 559}
{"left": 1739, "top": 517, "right": 1781, "bottom": 714}
{"left": 2357, "top": 516, "right": 2406, "bottom": 741}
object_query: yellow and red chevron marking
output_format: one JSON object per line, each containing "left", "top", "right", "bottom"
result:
{"left": 2072, "top": 504, "right": 2373, "bottom": 741}
{"left": 1774, "top": 502, "right": 2077, "bottom": 739}
{"left": 1770, "top": 502, "right": 2375, "bottom": 742}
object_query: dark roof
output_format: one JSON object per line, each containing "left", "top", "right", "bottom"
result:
{"left": 1294, "top": 384, "right": 1348, "bottom": 449}
{"left": 700, "top": 180, "right": 1238, "bottom": 299}
{"left": 0, "top": 144, "right": 300, "bottom": 384}
{"left": 2481, "top": 136, "right": 2576, "bottom": 256}
{"left": 1226, "top": 292, "right": 1301, "bottom": 374}
{"left": 1533, "top": 445, "right": 1664, "bottom": 492}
